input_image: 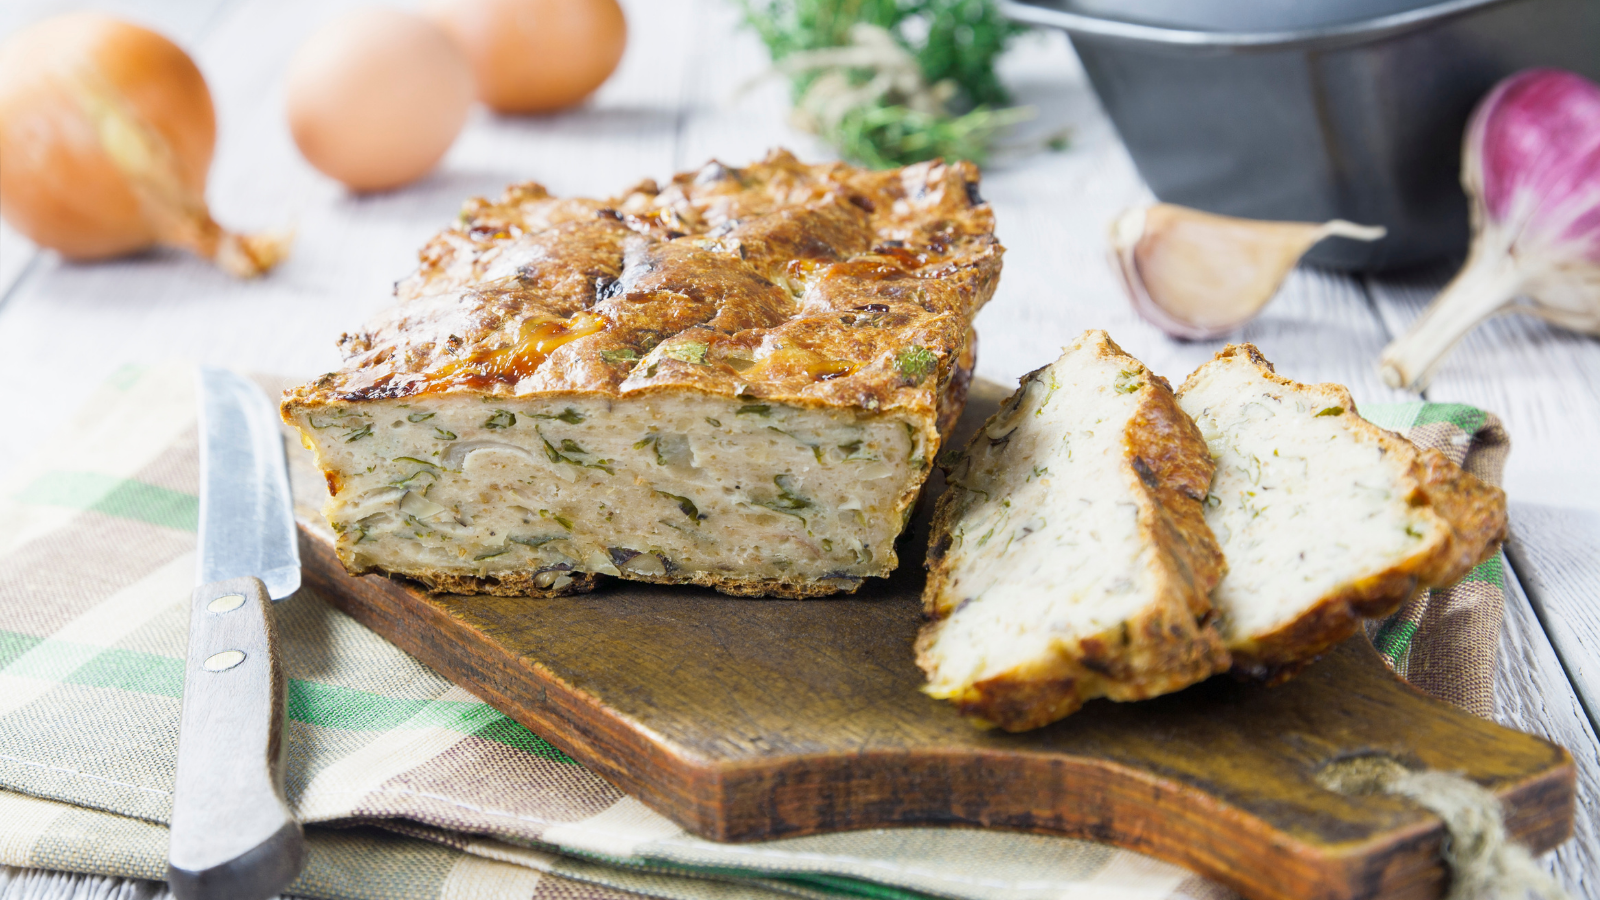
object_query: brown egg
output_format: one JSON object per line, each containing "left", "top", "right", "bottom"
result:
{"left": 425, "top": 0, "right": 626, "bottom": 114}
{"left": 286, "top": 8, "right": 473, "bottom": 192}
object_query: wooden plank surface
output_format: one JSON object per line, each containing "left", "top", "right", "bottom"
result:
{"left": 0, "top": 224, "right": 36, "bottom": 302}
{"left": 0, "top": 867, "right": 167, "bottom": 900}
{"left": 1505, "top": 503, "right": 1600, "bottom": 734}
{"left": 1366, "top": 268, "right": 1600, "bottom": 513}
{"left": 1494, "top": 560, "right": 1600, "bottom": 898}
{"left": 1, "top": 0, "right": 1597, "bottom": 894}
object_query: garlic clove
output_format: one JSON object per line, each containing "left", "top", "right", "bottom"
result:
{"left": 1113, "top": 203, "right": 1385, "bottom": 340}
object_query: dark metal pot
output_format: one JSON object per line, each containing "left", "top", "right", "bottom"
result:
{"left": 1004, "top": 0, "right": 1600, "bottom": 271}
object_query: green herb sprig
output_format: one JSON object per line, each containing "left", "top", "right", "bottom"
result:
{"left": 738, "top": 0, "right": 1026, "bottom": 168}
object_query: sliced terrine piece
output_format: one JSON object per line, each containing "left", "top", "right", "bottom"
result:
{"left": 1176, "top": 344, "right": 1508, "bottom": 680}
{"left": 918, "top": 330, "right": 1229, "bottom": 731}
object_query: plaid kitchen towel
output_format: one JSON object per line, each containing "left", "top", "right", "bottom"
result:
{"left": 1359, "top": 403, "right": 1511, "bottom": 718}
{"left": 0, "top": 363, "right": 1505, "bottom": 900}
{"left": 0, "top": 788, "right": 816, "bottom": 900}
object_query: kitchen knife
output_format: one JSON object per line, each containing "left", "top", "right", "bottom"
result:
{"left": 169, "top": 368, "right": 307, "bottom": 900}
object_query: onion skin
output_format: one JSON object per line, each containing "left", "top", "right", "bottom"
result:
{"left": 0, "top": 13, "right": 285, "bottom": 276}
{"left": 426, "top": 0, "right": 627, "bottom": 114}
{"left": 1379, "top": 69, "right": 1600, "bottom": 389}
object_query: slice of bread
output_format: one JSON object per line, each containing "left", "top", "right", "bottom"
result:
{"left": 1177, "top": 344, "right": 1508, "bottom": 681}
{"left": 918, "top": 331, "right": 1230, "bottom": 731}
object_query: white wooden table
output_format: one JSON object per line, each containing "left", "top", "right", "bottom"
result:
{"left": 1, "top": 0, "right": 1596, "bottom": 897}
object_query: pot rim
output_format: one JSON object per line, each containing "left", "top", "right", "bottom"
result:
{"left": 1001, "top": 0, "right": 1528, "bottom": 53}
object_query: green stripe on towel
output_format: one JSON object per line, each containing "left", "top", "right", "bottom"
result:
{"left": 1414, "top": 403, "right": 1487, "bottom": 433}
{"left": 0, "top": 631, "right": 42, "bottom": 669}
{"left": 14, "top": 472, "right": 199, "bottom": 532}
{"left": 1460, "top": 554, "right": 1504, "bottom": 588}
{"left": 287, "top": 680, "right": 576, "bottom": 763}
{"left": 0, "top": 631, "right": 573, "bottom": 762}
{"left": 1373, "top": 620, "right": 1418, "bottom": 666}
{"left": 1356, "top": 402, "right": 1423, "bottom": 433}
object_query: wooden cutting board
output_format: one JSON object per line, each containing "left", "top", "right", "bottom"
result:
{"left": 287, "top": 381, "right": 1574, "bottom": 900}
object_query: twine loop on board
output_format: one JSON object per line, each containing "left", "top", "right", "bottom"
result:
{"left": 1317, "top": 756, "right": 1570, "bottom": 900}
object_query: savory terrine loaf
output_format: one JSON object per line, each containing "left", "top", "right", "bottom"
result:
{"left": 918, "top": 331, "right": 1230, "bottom": 731}
{"left": 1177, "top": 344, "right": 1507, "bottom": 680}
{"left": 282, "top": 150, "right": 1001, "bottom": 598}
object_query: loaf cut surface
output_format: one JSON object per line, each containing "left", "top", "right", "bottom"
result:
{"left": 282, "top": 150, "right": 1001, "bottom": 598}
{"left": 918, "top": 331, "right": 1229, "bottom": 731}
{"left": 1176, "top": 344, "right": 1508, "bottom": 679}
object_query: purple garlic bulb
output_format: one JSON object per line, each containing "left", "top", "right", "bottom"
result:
{"left": 1380, "top": 68, "right": 1600, "bottom": 389}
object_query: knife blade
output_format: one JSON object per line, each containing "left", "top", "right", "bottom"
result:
{"left": 169, "top": 368, "right": 307, "bottom": 900}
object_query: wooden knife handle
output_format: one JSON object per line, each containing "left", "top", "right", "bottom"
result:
{"left": 169, "top": 576, "right": 306, "bottom": 900}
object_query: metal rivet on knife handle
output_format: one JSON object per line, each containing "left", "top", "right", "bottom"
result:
{"left": 204, "top": 649, "right": 247, "bottom": 672}
{"left": 207, "top": 593, "right": 246, "bottom": 613}
{"left": 172, "top": 575, "right": 304, "bottom": 899}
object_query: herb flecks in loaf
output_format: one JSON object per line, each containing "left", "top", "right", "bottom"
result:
{"left": 1176, "top": 344, "right": 1508, "bottom": 681}
{"left": 918, "top": 330, "right": 1229, "bottom": 732}
{"left": 282, "top": 150, "right": 1001, "bottom": 599}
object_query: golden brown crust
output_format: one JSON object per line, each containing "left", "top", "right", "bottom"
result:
{"left": 282, "top": 149, "right": 1002, "bottom": 423}
{"left": 1411, "top": 448, "right": 1511, "bottom": 584}
{"left": 1125, "top": 367, "right": 1227, "bottom": 621}
{"left": 935, "top": 328, "right": 976, "bottom": 442}
{"left": 1186, "top": 344, "right": 1509, "bottom": 682}
{"left": 919, "top": 331, "right": 1230, "bottom": 732}
{"left": 283, "top": 150, "right": 1000, "bottom": 598}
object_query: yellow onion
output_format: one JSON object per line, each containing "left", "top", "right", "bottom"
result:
{"left": 0, "top": 13, "right": 287, "bottom": 276}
